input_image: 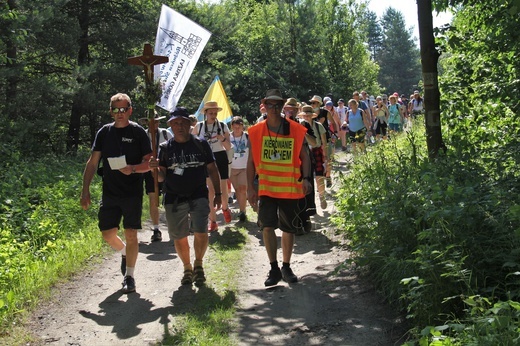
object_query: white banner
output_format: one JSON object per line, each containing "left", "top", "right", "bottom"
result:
{"left": 154, "top": 4, "right": 212, "bottom": 111}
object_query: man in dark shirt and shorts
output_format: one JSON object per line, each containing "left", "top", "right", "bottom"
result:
{"left": 80, "top": 93, "right": 153, "bottom": 294}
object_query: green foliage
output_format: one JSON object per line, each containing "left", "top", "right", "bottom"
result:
{"left": 0, "top": 153, "right": 102, "bottom": 332}
{"left": 333, "top": 108, "right": 520, "bottom": 341}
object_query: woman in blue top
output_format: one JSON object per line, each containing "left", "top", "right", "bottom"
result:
{"left": 388, "top": 95, "right": 404, "bottom": 133}
{"left": 347, "top": 99, "right": 371, "bottom": 153}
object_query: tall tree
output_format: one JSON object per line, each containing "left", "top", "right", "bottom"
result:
{"left": 377, "top": 7, "right": 421, "bottom": 95}
{"left": 364, "top": 10, "right": 383, "bottom": 61}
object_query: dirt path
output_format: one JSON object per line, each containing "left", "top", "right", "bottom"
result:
{"left": 24, "top": 151, "right": 405, "bottom": 345}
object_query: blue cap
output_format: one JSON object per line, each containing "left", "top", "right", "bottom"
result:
{"left": 168, "top": 107, "right": 190, "bottom": 122}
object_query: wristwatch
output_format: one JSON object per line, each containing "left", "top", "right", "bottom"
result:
{"left": 131, "top": 166, "right": 136, "bottom": 174}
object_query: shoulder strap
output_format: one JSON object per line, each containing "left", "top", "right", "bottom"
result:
{"left": 161, "top": 129, "right": 168, "bottom": 141}
{"left": 198, "top": 122, "right": 203, "bottom": 136}
{"left": 190, "top": 134, "right": 207, "bottom": 161}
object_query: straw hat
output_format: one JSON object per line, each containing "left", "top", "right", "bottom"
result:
{"left": 201, "top": 100, "right": 222, "bottom": 113}
{"left": 309, "top": 95, "right": 323, "bottom": 105}
{"left": 298, "top": 105, "right": 316, "bottom": 118}
{"left": 284, "top": 97, "right": 299, "bottom": 108}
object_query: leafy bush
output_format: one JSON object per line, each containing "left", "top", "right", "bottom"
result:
{"left": 0, "top": 152, "right": 102, "bottom": 332}
{"left": 333, "top": 105, "right": 520, "bottom": 343}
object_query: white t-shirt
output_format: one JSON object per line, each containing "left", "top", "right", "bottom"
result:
{"left": 336, "top": 106, "right": 347, "bottom": 124}
{"left": 229, "top": 132, "right": 249, "bottom": 169}
{"left": 194, "top": 120, "right": 230, "bottom": 153}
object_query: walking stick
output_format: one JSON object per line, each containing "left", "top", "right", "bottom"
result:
{"left": 128, "top": 43, "right": 168, "bottom": 204}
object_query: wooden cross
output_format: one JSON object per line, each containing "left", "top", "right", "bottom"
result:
{"left": 128, "top": 43, "right": 169, "bottom": 200}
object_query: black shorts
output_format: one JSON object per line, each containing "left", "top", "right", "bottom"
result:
{"left": 258, "top": 196, "right": 307, "bottom": 234}
{"left": 349, "top": 128, "right": 367, "bottom": 143}
{"left": 375, "top": 122, "right": 388, "bottom": 136}
{"left": 213, "top": 150, "right": 229, "bottom": 179}
{"left": 98, "top": 194, "right": 143, "bottom": 231}
{"left": 144, "top": 171, "right": 163, "bottom": 194}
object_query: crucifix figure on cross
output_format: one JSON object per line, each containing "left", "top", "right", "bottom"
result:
{"left": 128, "top": 43, "right": 168, "bottom": 200}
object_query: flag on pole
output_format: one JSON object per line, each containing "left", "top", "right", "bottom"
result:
{"left": 154, "top": 4, "right": 212, "bottom": 111}
{"left": 194, "top": 75, "right": 233, "bottom": 123}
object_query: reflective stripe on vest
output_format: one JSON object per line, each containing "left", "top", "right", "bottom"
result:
{"left": 249, "top": 119, "right": 306, "bottom": 199}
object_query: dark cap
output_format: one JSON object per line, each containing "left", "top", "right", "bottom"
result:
{"left": 168, "top": 107, "right": 190, "bottom": 122}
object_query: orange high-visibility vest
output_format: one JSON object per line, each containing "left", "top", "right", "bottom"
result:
{"left": 249, "top": 118, "right": 307, "bottom": 199}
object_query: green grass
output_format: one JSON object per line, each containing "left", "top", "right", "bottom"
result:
{"left": 160, "top": 225, "right": 249, "bottom": 345}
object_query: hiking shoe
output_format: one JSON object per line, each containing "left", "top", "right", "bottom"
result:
{"left": 151, "top": 228, "right": 162, "bottom": 242}
{"left": 120, "top": 255, "right": 126, "bottom": 276}
{"left": 208, "top": 221, "right": 218, "bottom": 233}
{"left": 281, "top": 266, "right": 298, "bottom": 283}
{"left": 228, "top": 196, "right": 234, "bottom": 204}
{"left": 264, "top": 267, "right": 282, "bottom": 287}
{"left": 238, "top": 211, "right": 247, "bottom": 222}
{"left": 223, "top": 208, "right": 232, "bottom": 223}
{"left": 122, "top": 275, "right": 136, "bottom": 293}
{"left": 181, "top": 269, "right": 193, "bottom": 285}
{"left": 320, "top": 196, "right": 327, "bottom": 209}
{"left": 193, "top": 266, "right": 206, "bottom": 287}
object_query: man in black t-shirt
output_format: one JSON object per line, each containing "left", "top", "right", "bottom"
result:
{"left": 81, "top": 93, "right": 153, "bottom": 294}
{"left": 157, "top": 107, "right": 222, "bottom": 287}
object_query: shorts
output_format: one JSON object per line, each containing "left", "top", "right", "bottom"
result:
{"left": 230, "top": 168, "right": 247, "bottom": 188}
{"left": 144, "top": 171, "right": 163, "bottom": 194}
{"left": 375, "top": 122, "right": 388, "bottom": 136}
{"left": 98, "top": 194, "right": 143, "bottom": 231}
{"left": 213, "top": 150, "right": 229, "bottom": 179}
{"left": 389, "top": 123, "right": 402, "bottom": 132}
{"left": 349, "top": 128, "right": 366, "bottom": 143}
{"left": 311, "top": 147, "right": 325, "bottom": 176}
{"left": 164, "top": 197, "right": 210, "bottom": 240}
{"left": 258, "top": 196, "right": 307, "bottom": 234}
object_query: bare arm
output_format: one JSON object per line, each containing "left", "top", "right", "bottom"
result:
{"left": 246, "top": 146, "right": 258, "bottom": 211}
{"left": 299, "top": 143, "right": 313, "bottom": 195}
{"left": 80, "top": 151, "right": 101, "bottom": 210}
{"left": 207, "top": 161, "right": 222, "bottom": 209}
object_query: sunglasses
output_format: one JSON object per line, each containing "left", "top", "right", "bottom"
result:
{"left": 111, "top": 107, "right": 130, "bottom": 114}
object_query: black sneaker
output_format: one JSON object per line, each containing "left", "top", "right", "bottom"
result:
{"left": 151, "top": 228, "right": 162, "bottom": 242}
{"left": 193, "top": 266, "right": 206, "bottom": 287}
{"left": 121, "top": 255, "right": 126, "bottom": 276}
{"left": 264, "top": 267, "right": 282, "bottom": 287}
{"left": 281, "top": 266, "right": 298, "bottom": 283}
{"left": 122, "top": 275, "right": 136, "bottom": 293}
{"left": 238, "top": 211, "right": 247, "bottom": 222}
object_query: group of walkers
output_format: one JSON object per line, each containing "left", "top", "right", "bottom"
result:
{"left": 79, "top": 88, "right": 424, "bottom": 293}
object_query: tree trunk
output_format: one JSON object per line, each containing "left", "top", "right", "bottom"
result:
{"left": 66, "top": 0, "right": 90, "bottom": 154}
{"left": 417, "top": 0, "right": 443, "bottom": 159}
{"left": 6, "top": 0, "right": 18, "bottom": 121}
